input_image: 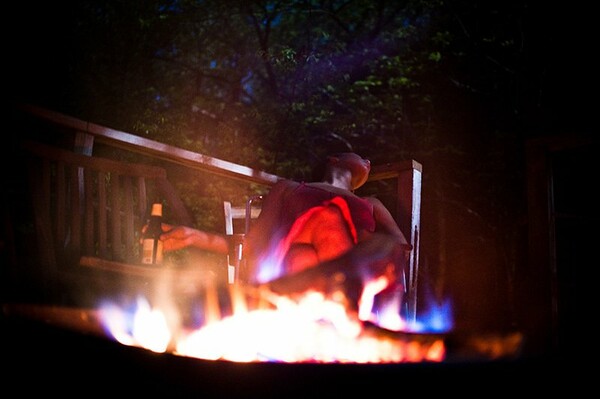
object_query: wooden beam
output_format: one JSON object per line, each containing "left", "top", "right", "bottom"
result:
{"left": 369, "top": 160, "right": 422, "bottom": 181}
{"left": 19, "top": 104, "right": 281, "bottom": 186}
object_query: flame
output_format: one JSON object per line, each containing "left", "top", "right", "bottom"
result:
{"left": 99, "top": 282, "right": 448, "bottom": 364}
{"left": 100, "top": 297, "right": 171, "bottom": 353}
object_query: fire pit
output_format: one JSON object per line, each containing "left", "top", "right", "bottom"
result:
{"left": 0, "top": 252, "right": 546, "bottom": 395}
{"left": 2, "top": 302, "right": 556, "bottom": 396}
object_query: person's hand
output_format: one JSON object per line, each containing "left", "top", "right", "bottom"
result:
{"left": 141, "top": 223, "right": 230, "bottom": 254}
{"left": 158, "top": 225, "right": 202, "bottom": 252}
{"left": 140, "top": 223, "right": 197, "bottom": 252}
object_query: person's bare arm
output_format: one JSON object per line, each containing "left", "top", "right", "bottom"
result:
{"left": 156, "top": 223, "right": 229, "bottom": 254}
{"left": 366, "top": 197, "right": 411, "bottom": 249}
{"left": 139, "top": 179, "right": 294, "bottom": 260}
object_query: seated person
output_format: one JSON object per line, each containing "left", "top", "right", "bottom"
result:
{"left": 154, "top": 153, "right": 411, "bottom": 308}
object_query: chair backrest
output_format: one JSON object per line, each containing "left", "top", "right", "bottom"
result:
{"left": 366, "top": 160, "right": 422, "bottom": 322}
{"left": 223, "top": 195, "right": 263, "bottom": 283}
{"left": 20, "top": 140, "right": 192, "bottom": 271}
{"left": 223, "top": 195, "right": 263, "bottom": 235}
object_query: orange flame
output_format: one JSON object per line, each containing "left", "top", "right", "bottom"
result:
{"left": 99, "top": 282, "right": 446, "bottom": 363}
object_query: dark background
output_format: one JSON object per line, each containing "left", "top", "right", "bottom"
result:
{"left": 4, "top": 1, "right": 596, "bottom": 361}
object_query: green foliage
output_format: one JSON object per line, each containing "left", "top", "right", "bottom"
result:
{"left": 59, "top": 1, "right": 452, "bottom": 167}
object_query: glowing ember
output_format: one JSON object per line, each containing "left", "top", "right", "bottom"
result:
{"left": 99, "top": 284, "right": 449, "bottom": 364}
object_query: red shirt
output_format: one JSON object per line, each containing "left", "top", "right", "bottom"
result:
{"left": 281, "top": 182, "right": 376, "bottom": 235}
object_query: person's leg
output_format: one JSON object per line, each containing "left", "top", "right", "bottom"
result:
{"left": 283, "top": 243, "right": 319, "bottom": 274}
{"left": 283, "top": 204, "right": 355, "bottom": 274}
{"left": 267, "top": 232, "right": 404, "bottom": 313}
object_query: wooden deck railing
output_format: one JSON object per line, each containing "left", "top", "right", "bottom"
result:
{"left": 18, "top": 104, "right": 282, "bottom": 187}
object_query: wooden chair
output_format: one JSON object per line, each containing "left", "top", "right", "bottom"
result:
{"left": 223, "top": 195, "right": 263, "bottom": 284}
{"left": 16, "top": 140, "right": 193, "bottom": 303}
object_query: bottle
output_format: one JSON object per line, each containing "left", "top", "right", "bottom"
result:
{"left": 141, "top": 203, "right": 164, "bottom": 265}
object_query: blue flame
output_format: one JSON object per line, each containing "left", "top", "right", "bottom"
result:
{"left": 255, "top": 252, "right": 285, "bottom": 283}
{"left": 407, "top": 299, "right": 454, "bottom": 333}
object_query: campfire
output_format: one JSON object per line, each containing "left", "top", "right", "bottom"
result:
{"left": 97, "top": 263, "right": 451, "bottom": 364}
{"left": 3, "top": 235, "right": 523, "bottom": 369}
